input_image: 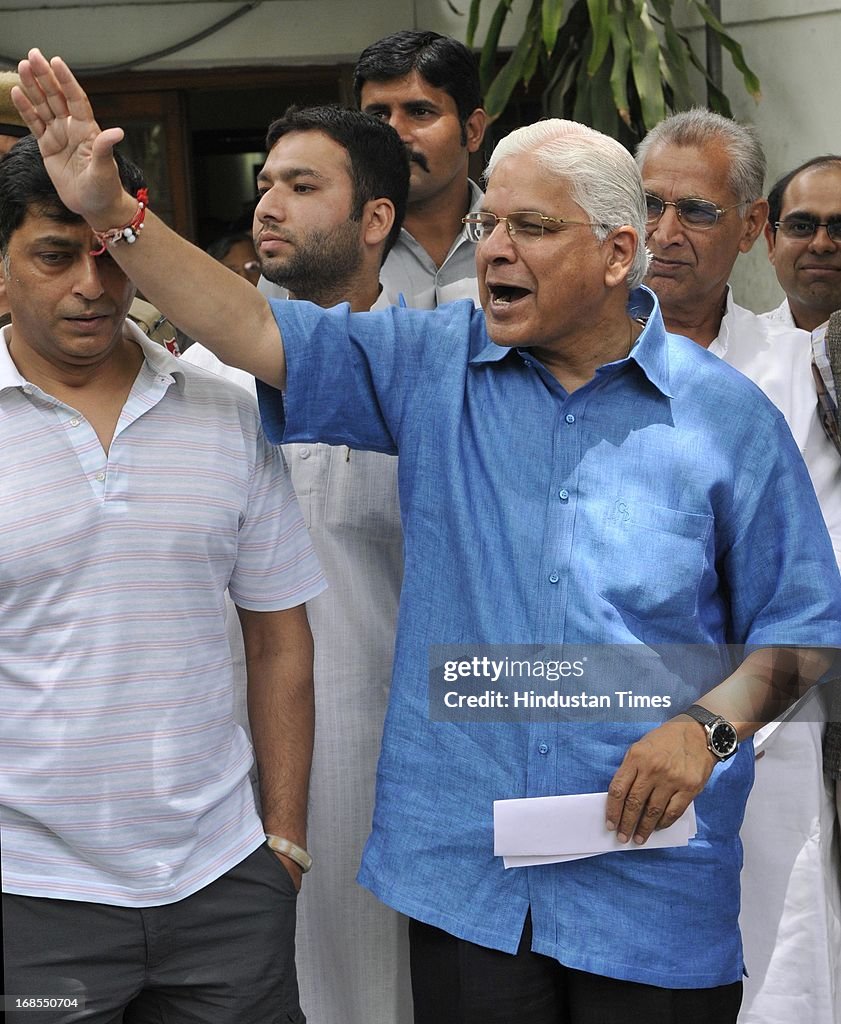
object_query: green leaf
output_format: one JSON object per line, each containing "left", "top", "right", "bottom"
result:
{"left": 466, "top": 0, "right": 482, "bottom": 47}
{"left": 683, "top": 37, "right": 733, "bottom": 117}
{"left": 648, "top": 0, "right": 693, "bottom": 109}
{"left": 484, "top": 14, "right": 542, "bottom": 119}
{"left": 523, "top": 17, "right": 543, "bottom": 82}
{"left": 478, "top": 0, "right": 515, "bottom": 92}
{"left": 542, "top": 43, "right": 581, "bottom": 114}
{"left": 572, "top": 43, "right": 593, "bottom": 124}
{"left": 690, "top": 0, "right": 761, "bottom": 100}
{"left": 626, "top": 0, "right": 666, "bottom": 128}
{"left": 586, "top": 0, "right": 610, "bottom": 75}
{"left": 587, "top": 42, "right": 620, "bottom": 134}
{"left": 466, "top": 0, "right": 757, "bottom": 130}
{"left": 607, "top": 1, "right": 631, "bottom": 126}
{"left": 542, "top": 0, "right": 568, "bottom": 54}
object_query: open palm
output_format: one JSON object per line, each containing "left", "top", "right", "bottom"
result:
{"left": 14, "top": 48, "right": 128, "bottom": 220}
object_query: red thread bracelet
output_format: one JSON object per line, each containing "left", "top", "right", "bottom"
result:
{"left": 90, "top": 188, "right": 149, "bottom": 256}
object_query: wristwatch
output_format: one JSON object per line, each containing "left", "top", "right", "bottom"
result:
{"left": 684, "top": 704, "right": 739, "bottom": 761}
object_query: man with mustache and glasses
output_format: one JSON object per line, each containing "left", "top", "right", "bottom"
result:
{"left": 15, "top": 52, "right": 841, "bottom": 1024}
{"left": 183, "top": 104, "right": 415, "bottom": 1024}
{"left": 636, "top": 110, "right": 840, "bottom": 562}
{"left": 637, "top": 110, "right": 841, "bottom": 1024}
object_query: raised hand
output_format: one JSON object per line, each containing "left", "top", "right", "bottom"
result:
{"left": 13, "top": 48, "right": 134, "bottom": 226}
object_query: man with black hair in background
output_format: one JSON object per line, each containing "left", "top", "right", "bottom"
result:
{"left": 763, "top": 155, "right": 841, "bottom": 333}
{"left": 260, "top": 32, "right": 486, "bottom": 311}
{"left": 354, "top": 29, "right": 487, "bottom": 307}
{"left": 183, "top": 104, "right": 414, "bottom": 1024}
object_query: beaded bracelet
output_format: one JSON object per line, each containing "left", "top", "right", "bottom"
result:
{"left": 90, "top": 188, "right": 149, "bottom": 256}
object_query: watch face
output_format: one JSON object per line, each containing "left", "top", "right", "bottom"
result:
{"left": 710, "top": 721, "right": 738, "bottom": 757}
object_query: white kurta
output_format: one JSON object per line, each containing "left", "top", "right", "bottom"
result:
{"left": 185, "top": 287, "right": 418, "bottom": 1024}
{"left": 710, "top": 292, "right": 841, "bottom": 1024}
{"left": 760, "top": 296, "right": 796, "bottom": 328}
{"left": 184, "top": 328, "right": 411, "bottom": 1022}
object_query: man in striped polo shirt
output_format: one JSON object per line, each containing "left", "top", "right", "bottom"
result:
{"left": 0, "top": 136, "right": 325, "bottom": 1022}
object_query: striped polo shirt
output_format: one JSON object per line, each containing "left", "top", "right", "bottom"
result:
{"left": 0, "top": 324, "right": 325, "bottom": 906}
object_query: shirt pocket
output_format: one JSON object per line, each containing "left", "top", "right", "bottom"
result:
{"left": 322, "top": 447, "right": 402, "bottom": 540}
{"left": 595, "top": 501, "right": 713, "bottom": 624}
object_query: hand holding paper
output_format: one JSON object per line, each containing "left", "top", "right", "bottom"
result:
{"left": 494, "top": 791, "right": 696, "bottom": 869}
{"left": 605, "top": 718, "right": 713, "bottom": 843}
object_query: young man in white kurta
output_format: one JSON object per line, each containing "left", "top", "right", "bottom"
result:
{"left": 184, "top": 105, "right": 422, "bottom": 1024}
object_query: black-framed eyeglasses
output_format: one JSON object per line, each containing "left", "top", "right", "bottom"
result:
{"left": 645, "top": 193, "right": 744, "bottom": 231}
{"left": 775, "top": 217, "right": 841, "bottom": 242}
{"left": 462, "top": 211, "right": 604, "bottom": 243}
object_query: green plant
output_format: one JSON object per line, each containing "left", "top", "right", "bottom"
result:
{"left": 466, "top": 0, "right": 760, "bottom": 144}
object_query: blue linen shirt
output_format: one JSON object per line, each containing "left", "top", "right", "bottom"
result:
{"left": 259, "top": 287, "right": 841, "bottom": 988}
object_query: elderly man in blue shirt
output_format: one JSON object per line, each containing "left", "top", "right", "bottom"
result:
{"left": 15, "top": 50, "right": 841, "bottom": 1024}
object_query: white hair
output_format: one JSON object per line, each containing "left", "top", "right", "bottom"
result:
{"left": 635, "top": 108, "right": 766, "bottom": 203}
{"left": 485, "top": 119, "right": 650, "bottom": 290}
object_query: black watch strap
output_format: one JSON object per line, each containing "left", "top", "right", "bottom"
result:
{"left": 685, "top": 704, "right": 719, "bottom": 728}
{"left": 684, "top": 704, "right": 738, "bottom": 760}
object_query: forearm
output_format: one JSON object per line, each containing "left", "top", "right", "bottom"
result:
{"left": 683, "top": 646, "right": 834, "bottom": 739}
{"left": 606, "top": 646, "right": 836, "bottom": 843}
{"left": 96, "top": 201, "right": 285, "bottom": 389}
{"left": 13, "top": 49, "right": 287, "bottom": 390}
{"left": 239, "top": 605, "right": 315, "bottom": 847}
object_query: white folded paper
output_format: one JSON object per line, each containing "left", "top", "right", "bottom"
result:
{"left": 494, "top": 791, "right": 697, "bottom": 868}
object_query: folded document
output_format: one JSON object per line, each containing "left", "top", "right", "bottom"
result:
{"left": 494, "top": 791, "right": 697, "bottom": 868}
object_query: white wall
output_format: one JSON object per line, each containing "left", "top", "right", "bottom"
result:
{"left": 2, "top": 0, "right": 839, "bottom": 312}
{"left": 0, "top": 0, "right": 526, "bottom": 69}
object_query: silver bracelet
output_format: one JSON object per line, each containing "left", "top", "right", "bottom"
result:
{"left": 266, "top": 833, "right": 313, "bottom": 873}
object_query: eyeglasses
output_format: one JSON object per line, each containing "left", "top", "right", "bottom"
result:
{"left": 775, "top": 217, "right": 841, "bottom": 242}
{"left": 462, "top": 211, "right": 603, "bottom": 243}
{"left": 645, "top": 194, "right": 744, "bottom": 231}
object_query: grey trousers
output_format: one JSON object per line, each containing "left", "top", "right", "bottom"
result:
{"left": 3, "top": 843, "right": 304, "bottom": 1024}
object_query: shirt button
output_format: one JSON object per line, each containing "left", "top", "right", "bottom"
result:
{"left": 298, "top": 448, "right": 310, "bottom": 459}
{"left": 565, "top": 413, "right": 575, "bottom": 424}
{"left": 538, "top": 742, "right": 549, "bottom": 755}
{"left": 22, "top": 384, "right": 33, "bottom": 395}
{"left": 69, "top": 417, "right": 80, "bottom": 427}
{"left": 559, "top": 489, "right": 569, "bottom": 502}
{"left": 95, "top": 472, "right": 106, "bottom": 482}
{"left": 549, "top": 571, "right": 560, "bottom": 584}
